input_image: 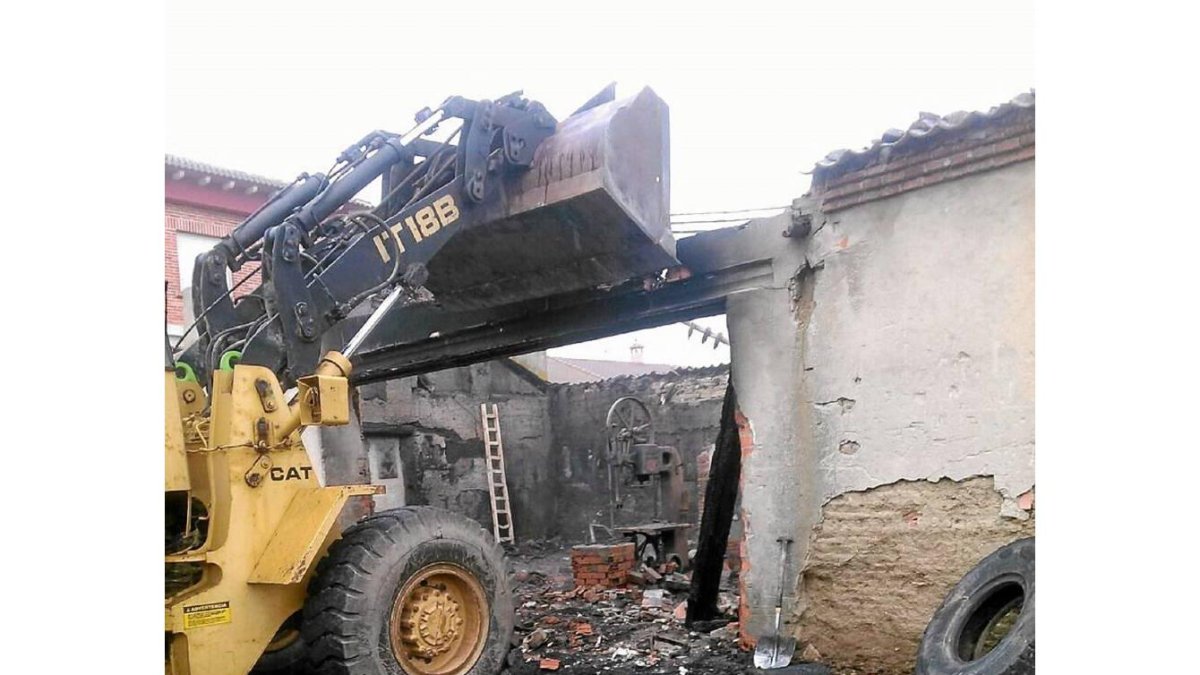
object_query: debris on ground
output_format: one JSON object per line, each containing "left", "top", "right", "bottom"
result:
{"left": 506, "top": 541, "right": 746, "bottom": 674}
{"left": 642, "top": 588, "right": 667, "bottom": 609}
{"left": 672, "top": 600, "right": 688, "bottom": 621}
{"left": 524, "top": 628, "right": 549, "bottom": 651}
{"left": 504, "top": 541, "right": 855, "bottom": 674}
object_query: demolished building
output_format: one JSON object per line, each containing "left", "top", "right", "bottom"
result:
{"left": 355, "top": 91, "right": 1035, "bottom": 673}
{"left": 163, "top": 90, "right": 1034, "bottom": 674}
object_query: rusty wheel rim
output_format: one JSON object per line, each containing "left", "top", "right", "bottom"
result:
{"left": 390, "top": 563, "right": 489, "bottom": 675}
{"left": 264, "top": 627, "right": 300, "bottom": 653}
{"left": 264, "top": 612, "right": 301, "bottom": 653}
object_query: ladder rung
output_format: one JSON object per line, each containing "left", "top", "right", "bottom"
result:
{"left": 482, "top": 402, "right": 513, "bottom": 545}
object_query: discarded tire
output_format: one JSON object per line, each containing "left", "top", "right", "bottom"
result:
{"left": 916, "top": 537, "right": 1034, "bottom": 675}
{"left": 303, "top": 506, "right": 514, "bottom": 675}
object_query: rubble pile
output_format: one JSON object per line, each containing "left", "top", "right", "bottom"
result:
{"left": 505, "top": 545, "right": 747, "bottom": 674}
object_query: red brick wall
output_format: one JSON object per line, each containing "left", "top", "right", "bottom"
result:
{"left": 570, "top": 542, "right": 636, "bottom": 588}
{"left": 811, "top": 111, "right": 1035, "bottom": 213}
{"left": 164, "top": 201, "right": 262, "bottom": 327}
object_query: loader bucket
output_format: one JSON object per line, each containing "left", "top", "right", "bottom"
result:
{"left": 423, "top": 87, "right": 675, "bottom": 310}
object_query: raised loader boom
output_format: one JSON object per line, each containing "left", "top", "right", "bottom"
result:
{"left": 166, "top": 87, "right": 673, "bottom": 675}
{"left": 176, "top": 87, "right": 672, "bottom": 389}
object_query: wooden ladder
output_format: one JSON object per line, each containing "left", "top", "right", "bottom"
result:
{"left": 481, "top": 403, "right": 515, "bottom": 545}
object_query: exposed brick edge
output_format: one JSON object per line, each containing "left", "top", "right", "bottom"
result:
{"left": 814, "top": 117, "right": 1035, "bottom": 213}
{"left": 735, "top": 409, "right": 755, "bottom": 650}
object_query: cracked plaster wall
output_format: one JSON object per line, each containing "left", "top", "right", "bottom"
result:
{"left": 802, "top": 160, "right": 1035, "bottom": 511}
{"left": 787, "top": 160, "right": 1035, "bottom": 669}
{"left": 724, "top": 160, "right": 1034, "bottom": 659}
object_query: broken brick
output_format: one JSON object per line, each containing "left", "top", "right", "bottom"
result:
{"left": 641, "top": 589, "right": 666, "bottom": 608}
{"left": 641, "top": 564, "right": 663, "bottom": 583}
{"left": 673, "top": 600, "right": 688, "bottom": 621}
{"left": 523, "top": 628, "right": 548, "bottom": 651}
{"left": 539, "top": 658, "right": 560, "bottom": 671}
{"left": 1017, "top": 488, "right": 1035, "bottom": 511}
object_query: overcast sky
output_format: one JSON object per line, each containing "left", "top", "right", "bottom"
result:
{"left": 167, "top": 1, "right": 1033, "bottom": 368}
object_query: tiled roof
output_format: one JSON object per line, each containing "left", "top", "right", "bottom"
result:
{"left": 546, "top": 356, "right": 681, "bottom": 384}
{"left": 812, "top": 91, "right": 1035, "bottom": 184}
{"left": 165, "top": 154, "right": 374, "bottom": 207}
{"left": 165, "top": 154, "right": 293, "bottom": 190}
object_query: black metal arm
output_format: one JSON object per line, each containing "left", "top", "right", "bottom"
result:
{"left": 175, "top": 93, "right": 558, "bottom": 388}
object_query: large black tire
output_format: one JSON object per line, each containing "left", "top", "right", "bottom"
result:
{"left": 916, "top": 537, "right": 1035, "bottom": 675}
{"left": 302, "top": 506, "right": 514, "bottom": 675}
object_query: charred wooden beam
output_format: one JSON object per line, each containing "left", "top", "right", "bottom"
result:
{"left": 686, "top": 375, "right": 741, "bottom": 625}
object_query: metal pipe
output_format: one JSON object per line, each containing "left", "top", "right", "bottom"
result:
{"left": 277, "top": 351, "right": 352, "bottom": 440}
{"left": 290, "top": 140, "right": 408, "bottom": 233}
{"left": 217, "top": 174, "right": 325, "bottom": 268}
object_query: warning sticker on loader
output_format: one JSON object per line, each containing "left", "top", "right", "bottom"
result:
{"left": 183, "top": 601, "right": 231, "bottom": 629}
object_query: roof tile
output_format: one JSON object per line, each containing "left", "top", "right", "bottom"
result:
{"left": 812, "top": 91, "right": 1035, "bottom": 184}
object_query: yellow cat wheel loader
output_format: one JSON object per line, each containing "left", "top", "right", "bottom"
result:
{"left": 165, "top": 86, "right": 673, "bottom": 675}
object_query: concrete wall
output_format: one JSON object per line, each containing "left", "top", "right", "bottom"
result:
{"left": 546, "top": 367, "right": 729, "bottom": 542}
{"left": 803, "top": 160, "right": 1035, "bottom": 510}
{"left": 793, "top": 160, "right": 1035, "bottom": 672}
{"left": 725, "top": 159, "right": 1035, "bottom": 672}
{"left": 354, "top": 359, "right": 731, "bottom": 544}
{"left": 356, "top": 360, "right": 556, "bottom": 539}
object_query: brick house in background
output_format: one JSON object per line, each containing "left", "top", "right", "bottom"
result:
{"left": 164, "top": 155, "right": 284, "bottom": 342}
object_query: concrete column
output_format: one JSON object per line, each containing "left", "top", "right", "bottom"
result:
{"left": 727, "top": 282, "right": 817, "bottom": 642}
{"left": 719, "top": 212, "right": 817, "bottom": 643}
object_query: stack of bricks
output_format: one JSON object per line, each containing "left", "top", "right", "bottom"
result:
{"left": 569, "top": 543, "right": 635, "bottom": 589}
